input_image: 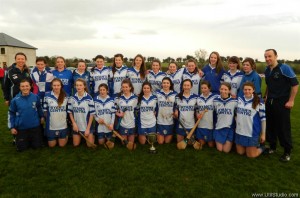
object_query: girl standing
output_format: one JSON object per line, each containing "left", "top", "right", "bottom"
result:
{"left": 72, "top": 60, "right": 91, "bottom": 94}
{"left": 182, "top": 59, "right": 201, "bottom": 95}
{"left": 111, "top": 54, "right": 128, "bottom": 98}
{"left": 127, "top": 54, "right": 147, "bottom": 95}
{"left": 146, "top": 59, "right": 166, "bottom": 94}
{"left": 68, "top": 79, "right": 95, "bottom": 147}
{"left": 165, "top": 62, "right": 184, "bottom": 93}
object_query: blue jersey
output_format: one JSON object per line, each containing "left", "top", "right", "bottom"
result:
{"left": 182, "top": 68, "right": 201, "bottom": 95}
{"left": 197, "top": 93, "right": 218, "bottom": 129}
{"left": 202, "top": 64, "right": 225, "bottom": 94}
{"left": 138, "top": 94, "right": 157, "bottom": 128}
{"left": 72, "top": 69, "right": 92, "bottom": 94}
{"left": 238, "top": 70, "right": 261, "bottom": 97}
{"left": 213, "top": 96, "right": 237, "bottom": 129}
{"left": 115, "top": 93, "right": 138, "bottom": 129}
{"left": 52, "top": 69, "right": 73, "bottom": 96}
{"left": 146, "top": 70, "right": 166, "bottom": 93}
{"left": 166, "top": 68, "right": 184, "bottom": 93}
{"left": 127, "top": 67, "right": 146, "bottom": 95}
{"left": 176, "top": 93, "right": 198, "bottom": 129}
{"left": 90, "top": 66, "right": 112, "bottom": 95}
{"left": 8, "top": 92, "right": 43, "bottom": 130}
{"left": 31, "top": 68, "right": 54, "bottom": 101}
{"left": 156, "top": 89, "right": 177, "bottom": 125}
{"left": 111, "top": 66, "right": 128, "bottom": 95}
{"left": 236, "top": 96, "right": 266, "bottom": 138}
{"left": 221, "top": 70, "right": 244, "bottom": 96}
{"left": 68, "top": 92, "right": 95, "bottom": 131}
{"left": 94, "top": 95, "right": 116, "bottom": 133}
{"left": 43, "top": 91, "right": 68, "bottom": 131}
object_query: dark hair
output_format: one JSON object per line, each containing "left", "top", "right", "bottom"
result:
{"left": 168, "top": 61, "right": 178, "bottom": 68}
{"left": 77, "top": 59, "right": 87, "bottom": 71}
{"left": 161, "top": 77, "right": 174, "bottom": 91}
{"left": 75, "top": 78, "right": 89, "bottom": 93}
{"left": 228, "top": 56, "right": 241, "bottom": 70}
{"left": 98, "top": 83, "right": 109, "bottom": 92}
{"left": 209, "top": 51, "right": 223, "bottom": 74}
{"left": 178, "top": 79, "right": 193, "bottom": 100}
{"left": 112, "top": 53, "right": 124, "bottom": 75}
{"left": 138, "top": 81, "right": 152, "bottom": 104}
{"left": 243, "top": 82, "right": 260, "bottom": 109}
{"left": 56, "top": 56, "right": 66, "bottom": 69}
{"left": 186, "top": 58, "right": 198, "bottom": 74}
{"left": 242, "top": 57, "right": 256, "bottom": 70}
{"left": 152, "top": 59, "right": 161, "bottom": 69}
{"left": 265, "top": 49, "right": 277, "bottom": 56}
{"left": 51, "top": 78, "right": 67, "bottom": 107}
{"left": 95, "top": 55, "right": 105, "bottom": 61}
{"left": 201, "top": 80, "right": 211, "bottom": 90}
{"left": 220, "top": 82, "right": 231, "bottom": 98}
{"left": 15, "top": 52, "right": 27, "bottom": 60}
{"left": 20, "top": 78, "right": 31, "bottom": 85}
{"left": 133, "top": 54, "right": 146, "bottom": 79}
{"left": 119, "top": 79, "right": 134, "bottom": 96}
{"left": 36, "top": 57, "right": 47, "bottom": 64}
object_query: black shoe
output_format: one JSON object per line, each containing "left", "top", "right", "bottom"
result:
{"left": 263, "top": 148, "right": 276, "bottom": 154}
{"left": 279, "top": 153, "right": 291, "bottom": 162}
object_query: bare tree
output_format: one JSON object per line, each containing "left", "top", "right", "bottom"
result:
{"left": 194, "top": 49, "right": 208, "bottom": 65}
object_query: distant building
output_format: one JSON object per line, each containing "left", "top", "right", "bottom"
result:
{"left": 0, "top": 33, "right": 37, "bottom": 68}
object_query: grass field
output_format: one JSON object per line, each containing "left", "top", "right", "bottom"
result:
{"left": 0, "top": 82, "right": 299, "bottom": 198}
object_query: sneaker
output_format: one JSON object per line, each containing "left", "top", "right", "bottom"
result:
{"left": 263, "top": 148, "right": 276, "bottom": 154}
{"left": 279, "top": 153, "right": 291, "bottom": 162}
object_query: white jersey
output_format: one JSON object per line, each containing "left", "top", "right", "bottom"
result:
{"left": 90, "top": 66, "right": 112, "bottom": 94}
{"left": 127, "top": 67, "right": 146, "bottom": 95}
{"left": 138, "top": 94, "right": 157, "bottom": 128}
{"left": 146, "top": 70, "right": 166, "bottom": 93}
{"left": 112, "top": 65, "right": 128, "bottom": 95}
{"left": 166, "top": 68, "right": 184, "bottom": 93}
{"left": 68, "top": 92, "right": 95, "bottom": 131}
{"left": 213, "top": 96, "right": 237, "bottom": 130}
{"left": 43, "top": 91, "right": 68, "bottom": 131}
{"left": 176, "top": 93, "right": 198, "bottom": 129}
{"left": 236, "top": 96, "right": 266, "bottom": 137}
{"left": 197, "top": 93, "right": 218, "bottom": 129}
{"left": 156, "top": 89, "right": 177, "bottom": 125}
{"left": 221, "top": 70, "right": 244, "bottom": 96}
{"left": 182, "top": 68, "right": 202, "bottom": 95}
{"left": 94, "top": 95, "right": 116, "bottom": 133}
{"left": 115, "top": 93, "right": 138, "bottom": 129}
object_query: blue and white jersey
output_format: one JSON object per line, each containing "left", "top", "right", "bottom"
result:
{"left": 138, "top": 94, "right": 157, "bottom": 128}
{"left": 182, "top": 68, "right": 201, "bottom": 95}
{"left": 221, "top": 70, "right": 244, "bottom": 96}
{"left": 90, "top": 66, "right": 112, "bottom": 95}
{"left": 43, "top": 91, "right": 68, "bottom": 131}
{"left": 146, "top": 70, "right": 166, "bottom": 94}
{"left": 197, "top": 93, "right": 218, "bottom": 129}
{"left": 31, "top": 68, "right": 54, "bottom": 100}
{"left": 72, "top": 69, "right": 92, "bottom": 94}
{"left": 67, "top": 92, "right": 95, "bottom": 131}
{"left": 94, "top": 95, "right": 116, "bottom": 133}
{"left": 156, "top": 89, "right": 177, "bottom": 125}
{"left": 111, "top": 66, "right": 128, "bottom": 95}
{"left": 166, "top": 68, "right": 184, "bottom": 93}
{"left": 115, "top": 93, "right": 138, "bottom": 129}
{"left": 213, "top": 96, "right": 237, "bottom": 129}
{"left": 127, "top": 67, "right": 146, "bottom": 95}
{"left": 176, "top": 93, "right": 198, "bottom": 129}
{"left": 52, "top": 69, "right": 74, "bottom": 96}
{"left": 236, "top": 96, "right": 266, "bottom": 137}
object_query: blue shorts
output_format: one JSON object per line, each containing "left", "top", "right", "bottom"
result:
{"left": 214, "top": 128, "right": 234, "bottom": 144}
{"left": 119, "top": 126, "right": 135, "bottom": 135}
{"left": 195, "top": 128, "right": 214, "bottom": 142}
{"left": 235, "top": 133, "right": 259, "bottom": 147}
{"left": 157, "top": 124, "right": 174, "bottom": 136}
{"left": 97, "top": 132, "right": 113, "bottom": 140}
{"left": 47, "top": 129, "right": 68, "bottom": 141}
{"left": 138, "top": 126, "right": 156, "bottom": 135}
{"left": 176, "top": 127, "right": 192, "bottom": 136}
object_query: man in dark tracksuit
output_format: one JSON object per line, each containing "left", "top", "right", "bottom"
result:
{"left": 264, "top": 49, "right": 299, "bottom": 162}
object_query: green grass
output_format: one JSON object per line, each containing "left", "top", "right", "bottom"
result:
{"left": 0, "top": 83, "right": 299, "bottom": 198}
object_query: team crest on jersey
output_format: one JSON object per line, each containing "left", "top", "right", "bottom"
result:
{"left": 55, "top": 131, "right": 59, "bottom": 136}
{"left": 163, "top": 130, "right": 167, "bottom": 135}
{"left": 32, "top": 102, "right": 36, "bottom": 108}
{"left": 124, "top": 129, "right": 128, "bottom": 134}
{"left": 273, "top": 72, "right": 280, "bottom": 79}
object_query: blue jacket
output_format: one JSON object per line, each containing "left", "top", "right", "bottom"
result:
{"left": 238, "top": 70, "right": 261, "bottom": 97}
{"left": 202, "top": 64, "right": 225, "bottom": 94}
{"left": 8, "top": 92, "right": 44, "bottom": 130}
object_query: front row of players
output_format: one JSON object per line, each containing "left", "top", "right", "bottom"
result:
{"left": 9, "top": 77, "right": 266, "bottom": 158}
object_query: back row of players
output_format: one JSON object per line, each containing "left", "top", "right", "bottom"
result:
{"left": 5, "top": 52, "right": 267, "bottom": 157}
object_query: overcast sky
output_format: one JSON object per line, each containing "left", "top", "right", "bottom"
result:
{"left": 1, "top": 0, "right": 300, "bottom": 61}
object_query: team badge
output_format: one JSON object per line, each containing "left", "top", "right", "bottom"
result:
{"left": 55, "top": 131, "right": 59, "bottom": 136}
{"left": 125, "top": 129, "right": 128, "bottom": 134}
{"left": 163, "top": 130, "right": 167, "bottom": 135}
{"left": 32, "top": 102, "right": 36, "bottom": 108}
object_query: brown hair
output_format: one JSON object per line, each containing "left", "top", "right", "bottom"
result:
{"left": 119, "top": 79, "right": 134, "bottom": 96}
{"left": 51, "top": 78, "right": 67, "bottom": 107}
{"left": 138, "top": 81, "right": 152, "bottom": 104}
{"left": 75, "top": 78, "right": 89, "bottom": 93}
{"left": 228, "top": 56, "right": 241, "bottom": 70}
{"left": 112, "top": 53, "right": 124, "bottom": 75}
{"left": 186, "top": 58, "right": 198, "bottom": 74}
{"left": 133, "top": 54, "right": 146, "bottom": 79}
{"left": 242, "top": 57, "right": 256, "bottom": 70}
{"left": 178, "top": 79, "right": 193, "bottom": 100}
{"left": 209, "top": 51, "right": 223, "bottom": 74}
{"left": 243, "top": 82, "right": 260, "bottom": 109}
{"left": 201, "top": 80, "right": 211, "bottom": 90}
{"left": 56, "top": 56, "right": 66, "bottom": 69}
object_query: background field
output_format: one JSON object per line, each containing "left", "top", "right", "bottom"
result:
{"left": 0, "top": 80, "right": 299, "bottom": 198}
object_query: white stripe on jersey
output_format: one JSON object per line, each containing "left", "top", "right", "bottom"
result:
{"left": 115, "top": 93, "right": 138, "bottom": 129}
{"left": 166, "top": 68, "right": 184, "bottom": 93}
{"left": 236, "top": 96, "right": 266, "bottom": 137}
{"left": 176, "top": 93, "right": 198, "bottom": 129}
{"left": 156, "top": 89, "right": 177, "bottom": 125}
{"left": 113, "top": 66, "right": 128, "bottom": 94}
{"left": 146, "top": 70, "right": 166, "bottom": 93}
{"left": 138, "top": 94, "right": 157, "bottom": 128}
{"left": 43, "top": 91, "right": 68, "bottom": 130}
{"left": 182, "top": 68, "right": 202, "bottom": 95}
{"left": 221, "top": 70, "right": 244, "bottom": 96}
{"left": 127, "top": 67, "right": 146, "bottom": 95}
{"left": 94, "top": 95, "right": 116, "bottom": 133}
{"left": 68, "top": 92, "right": 95, "bottom": 131}
{"left": 90, "top": 66, "right": 112, "bottom": 94}
{"left": 213, "top": 96, "right": 237, "bottom": 129}
{"left": 197, "top": 93, "right": 218, "bottom": 129}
